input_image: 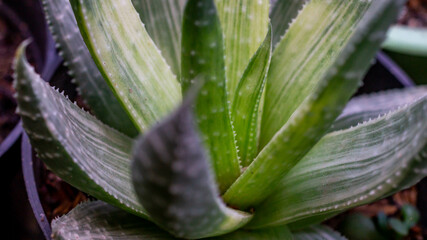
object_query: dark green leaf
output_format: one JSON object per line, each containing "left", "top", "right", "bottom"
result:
{"left": 388, "top": 218, "right": 409, "bottom": 236}
{"left": 181, "top": 0, "right": 241, "bottom": 192}
{"left": 401, "top": 204, "right": 420, "bottom": 228}
{"left": 232, "top": 26, "right": 272, "bottom": 167}
{"left": 292, "top": 225, "right": 347, "bottom": 240}
{"left": 132, "top": 98, "right": 251, "bottom": 239}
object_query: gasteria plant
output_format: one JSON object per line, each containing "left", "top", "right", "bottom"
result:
{"left": 12, "top": 0, "right": 427, "bottom": 239}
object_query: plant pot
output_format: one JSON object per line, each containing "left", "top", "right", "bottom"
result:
{"left": 0, "top": 0, "right": 60, "bottom": 158}
{"left": 382, "top": 26, "right": 427, "bottom": 85}
{"left": 0, "top": 1, "right": 60, "bottom": 239}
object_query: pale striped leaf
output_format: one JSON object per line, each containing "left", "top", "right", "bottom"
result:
{"left": 331, "top": 87, "right": 427, "bottom": 131}
{"left": 270, "top": 0, "right": 307, "bottom": 48}
{"left": 131, "top": 0, "right": 186, "bottom": 75}
{"left": 223, "top": 0, "right": 405, "bottom": 209}
{"left": 247, "top": 86, "right": 427, "bottom": 229}
{"left": 292, "top": 225, "right": 347, "bottom": 240}
{"left": 70, "top": 0, "right": 181, "bottom": 132}
{"left": 14, "top": 43, "right": 148, "bottom": 219}
{"left": 132, "top": 99, "right": 251, "bottom": 239}
{"left": 181, "top": 0, "right": 240, "bottom": 192}
{"left": 261, "top": 0, "right": 375, "bottom": 146}
{"left": 215, "top": 0, "right": 270, "bottom": 103}
{"left": 232, "top": 26, "right": 272, "bottom": 167}
{"left": 42, "top": 0, "right": 138, "bottom": 137}
{"left": 53, "top": 201, "right": 291, "bottom": 240}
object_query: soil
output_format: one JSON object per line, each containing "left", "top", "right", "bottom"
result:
{"left": 326, "top": 187, "right": 425, "bottom": 239}
{"left": 398, "top": 0, "right": 427, "bottom": 27}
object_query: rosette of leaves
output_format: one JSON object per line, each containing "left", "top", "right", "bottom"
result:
{"left": 12, "top": 0, "right": 427, "bottom": 239}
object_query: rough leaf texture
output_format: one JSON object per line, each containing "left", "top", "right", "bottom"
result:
{"left": 181, "top": 0, "right": 240, "bottom": 192}
{"left": 14, "top": 43, "right": 148, "bottom": 219}
{"left": 70, "top": 0, "right": 181, "bottom": 132}
{"left": 248, "top": 87, "right": 427, "bottom": 228}
{"left": 42, "top": 0, "right": 138, "bottom": 137}
{"left": 132, "top": 99, "right": 251, "bottom": 239}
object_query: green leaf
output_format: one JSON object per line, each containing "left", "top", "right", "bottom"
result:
{"left": 231, "top": 26, "right": 271, "bottom": 167}
{"left": 14, "top": 43, "right": 148, "bottom": 219}
{"left": 401, "top": 204, "right": 420, "bottom": 228}
{"left": 70, "top": 0, "right": 181, "bottom": 132}
{"left": 53, "top": 201, "right": 174, "bottom": 240}
{"left": 132, "top": 99, "right": 251, "bottom": 239}
{"left": 223, "top": 0, "right": 405, "bottom": 209}
{"left": 261, "top": 0, "right": 386, "bottom": 147}
{"left": 246, "top": 87, "right": 427, "bottom": 229}
{"left": 215, "top": 0, "right": 270, "bottom": 103}
{"left": 338, "top": 214, "right": 386, "bottom": 240}
{"left": 331, "top": 87, "right": 427, "bottom": 131}
{"left": 181, "top": 0, "right": 241, "bottom": 192}
{"left": 131, "top": 0, "right": 186, "bottom": 76}
{"left": 53, "top": 201, "right": 291, "bottom": 240}
{"left": 42, "top": 0, "right": 138, "bottom": 137}
{"left": 292, "top": 225, "right": 347, "bottom": 240}
{"left": 388, "top": 218, "right": 409, "bottom": 236}
{"left": 270, "top": 0, "right": 307, "bottom": 48}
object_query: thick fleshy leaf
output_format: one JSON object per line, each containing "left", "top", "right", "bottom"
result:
{"left": 42, "top": 0, "right": 138, "bottom": 137}
{"left": 215, "top": 0, "right": 270, "bottom": 102}
{"left": 269, "top": 0, "right": 307, "bottom": 48}
{"left": 70, "top": 0, "right": 181, "bottom": 132}
{"left": 223, "top": 0, "right": 405, "bottom": 209}
{"left": 181, "top": 0, "right": 240, "bottom": 192}
{"left": 52, "top": 201, "right": 292, "bottom": 240}
{"left": 131, "top": 0, "right": 186, "bottom": 75}
{"left": 52, "top": 201, "right": 174, "bottom": 240}
{"left": 232, "top": 26, "right": 272, "bottom": 167}
{"left": 132, "top": 99, "right": 251, "bottom": 239}
{"left": 292, "top": 225, "right": 347, "bottom": 240}
{"left": 247, "top": 87, "right": 427, "bottom": 229}
{"left": 14, "top": 43, "right": 148, "bottom": 219}
{"left": 261, "top": 0, "right": 385, "bottom": 146}
{"left": 331, "top": 87, "right": 427, "bottom": 131}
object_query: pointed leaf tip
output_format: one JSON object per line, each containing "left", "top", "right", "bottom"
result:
{"left": 132, "top": 97, "right": 251, "bottom": 239}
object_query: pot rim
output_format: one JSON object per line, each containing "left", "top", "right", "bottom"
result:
{"left": 382, "top": 25, "right": 427, "bottom": 57}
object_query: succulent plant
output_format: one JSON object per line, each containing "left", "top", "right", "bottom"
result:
{"left": 12, "top": 0, "right": 427, "bottom": 239}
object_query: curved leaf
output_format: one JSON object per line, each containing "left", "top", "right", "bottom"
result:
{"left": 132, "top": 99, "right": 251, "bottom": 239}
{"left": 223, "top": 0, "right": 405, "bottom": 209}
{"left": 331, "top": 87, "right": 427, "bottom": 131}
{"left": 181, "top": 0, "right": 240, "bottom": 192}
{"left": 53, "top": 201, "right": 292, "bottom": 240}
{"left": 247, "top": 87, "right": 427, "bottom": 229}
{"left": 42, "top": 0, "right": 138, "bottom": 137}
{"left": 232, "top": 26, "right": 272, "bottom": 167}
{"left": 14, "top": 43, "right": 148, "bottom": 219}
{"left": 292, "top": 225, "right": 347, "bottom": 240}
{"left": 261, "top": 0, "right": 377, "bottom": 146}
{"left": 215, "top": 0, "right": 270, "bottom": 102}
{"left": 131, "top": 0, "right": 186, "bottom": 75}
{"left": 70, "top": 0, "right": 181, "bottom": 132}
{"left": 270, "top": 0, "right": 307, "bottom": 48}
